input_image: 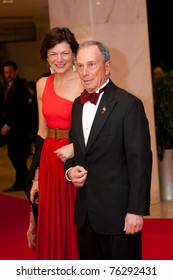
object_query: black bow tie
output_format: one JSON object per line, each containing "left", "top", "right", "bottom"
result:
{"left": 80, "top": 87, "right": 105, "bottom": 105}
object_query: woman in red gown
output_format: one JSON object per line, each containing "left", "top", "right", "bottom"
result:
{"left": 27, "top": 27, "right": 83, "bottom": 259}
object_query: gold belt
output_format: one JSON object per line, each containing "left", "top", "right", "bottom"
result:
{"left": 47, "top": 128, "right": 69, "bottom": 139}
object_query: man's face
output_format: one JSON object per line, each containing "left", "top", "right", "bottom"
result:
{"left": 4, "top": 66, "right": 17, "bottom": 83}
{"left": 76, "top": 45, "right": 111, "bottom": 93}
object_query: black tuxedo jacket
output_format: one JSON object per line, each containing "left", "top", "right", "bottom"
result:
{"left": 66, "top": 79, "right": 152, "bottom": 235}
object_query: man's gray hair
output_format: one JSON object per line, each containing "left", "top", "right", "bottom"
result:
{"left": 78, "top": 40, "right": 110, "bottom": 63}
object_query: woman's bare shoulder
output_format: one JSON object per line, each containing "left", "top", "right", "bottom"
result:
{"left": 74, "top": 73, "right": 83, "bottom": 88}
{"left": 36, "top": 76, "right": 48, "bottom": 87}
{"left": 36, "top": 76, "right": 49, "bottom": 95}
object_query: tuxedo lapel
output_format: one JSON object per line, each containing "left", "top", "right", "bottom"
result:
{"left": 73, "top": 101, "right": 86, "bottom": 153}
{"left": 86, "top": 82, "right": 117, "bottom": 153}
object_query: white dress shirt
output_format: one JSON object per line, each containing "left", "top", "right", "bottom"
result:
{"left": 82, "top": 79, "right": 109, "bottom": 146}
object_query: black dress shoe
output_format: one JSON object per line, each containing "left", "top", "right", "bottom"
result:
{"left": 3, "top": 186, "right": 23, "bottom": 192}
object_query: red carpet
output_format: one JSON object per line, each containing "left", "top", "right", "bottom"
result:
{"left": 0, "top": 194, "right": 173, "bottom": 260}
{"left": 0, "top": 194, "right": 35, "bottom": 260}
{"left": 142, "top": 218, "right": 173, "bottom": 260}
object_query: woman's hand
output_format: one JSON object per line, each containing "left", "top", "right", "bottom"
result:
{"left": 30, "top": 180, "right": 39, "bottom": 204}
{"left": 54, "top": 143, "right": 74, "bottom": 163}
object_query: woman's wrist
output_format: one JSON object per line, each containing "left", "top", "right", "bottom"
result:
{"left": 32, "top": 167, "right": 39, "bottom": 183}
{"left": 32, "top": 178, "right": 38, "bottom": 183}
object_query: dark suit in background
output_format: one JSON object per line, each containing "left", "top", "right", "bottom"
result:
{"left": 1, "top": 61, "right": 30, "bottom": 192}
{"left": 0, "top": 82, "right": 5, "bottom": 146}
{"left": 65, "top": 41, "right": 152, "bottom": 260}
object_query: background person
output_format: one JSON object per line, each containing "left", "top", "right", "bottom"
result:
{"left": 1, "top": 61, "right": 30, "bottom": 192}
{"left": 65, "top": 40, "right": 152, "bottom": 260}
{"left": 152, "top": 66, "right": 164, "bottom": 81}
{"left": 0, "top": 81, "right": 5, "bottom": 146}
{"left": 27, "top": 80, "right": 38, "bottom": 148}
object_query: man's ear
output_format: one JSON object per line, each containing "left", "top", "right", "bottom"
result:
{"left": 105, "top": 60, "right": 112, "bottom": 76}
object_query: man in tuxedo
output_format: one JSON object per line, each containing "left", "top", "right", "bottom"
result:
{"left": 65, "top": 41, "right": 152, "bottom": 260}
{"left": 1, "top": 61, "right": 30, "bottom": 192}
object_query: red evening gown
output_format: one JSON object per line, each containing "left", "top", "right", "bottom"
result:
{"left": 35, "top": 74, "right": 79, "bottom": 259}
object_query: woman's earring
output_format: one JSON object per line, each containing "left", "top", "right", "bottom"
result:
{"left": 50, "top": 67, "right": 55, "bottom": 74}
{"left": 72, "top": 57, "right": 76, "bottom": 72}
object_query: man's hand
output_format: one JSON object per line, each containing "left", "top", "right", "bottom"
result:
{"left": 68, "top": 165, "right": 88, "bottom": 187}
{"left": 124, "top": 213, "right": 143, "bottom": 234}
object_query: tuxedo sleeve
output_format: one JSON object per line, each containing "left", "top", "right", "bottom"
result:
{"left": 64, "top": 99, "right": 78, "bottom": 173}
{"left": 124, "top": 98, "right": 152, "bottom": 215}
{"left": 64, "top": 122, "right": 75, "bottom": 175}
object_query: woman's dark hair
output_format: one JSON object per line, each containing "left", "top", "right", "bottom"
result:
{"left": 40, "top": 27, "right": 79, "bottom": 60}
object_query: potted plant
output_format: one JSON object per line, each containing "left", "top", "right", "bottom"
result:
{"left": 153, "top": 70, "right": 173, "bottom": 200}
